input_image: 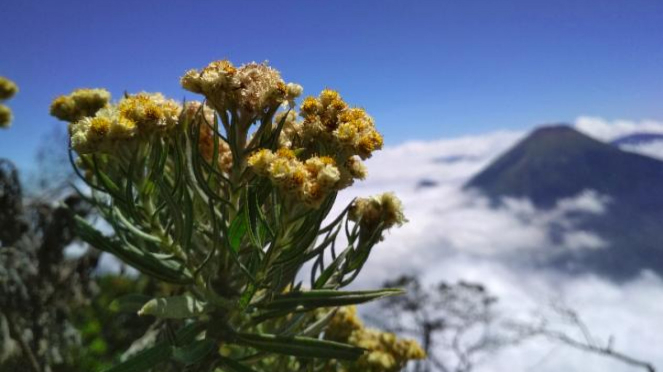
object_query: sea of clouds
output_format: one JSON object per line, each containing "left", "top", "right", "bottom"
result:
{"left": 334, "top": 117, "right": 663, "bottom": 372}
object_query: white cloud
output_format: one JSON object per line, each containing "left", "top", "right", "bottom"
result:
{"left": 574, "top": 116, "right": 663, "bottom": 142}
{"left": 620, "top": 141, "right": 663, "bottom": 161}
{"left": 573, "top": 115, "right": 663, "bottom": 162}
{"left": 338, "top": 121, "right": 663, "bottom": 371}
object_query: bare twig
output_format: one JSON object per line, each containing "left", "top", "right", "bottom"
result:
{"left": 532, "top": 305, "right": 656, "bottom": 372}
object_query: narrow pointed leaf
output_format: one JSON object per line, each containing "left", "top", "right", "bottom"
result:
{"left": 172, "top": 339, "right": 215, "bottom": 366}
{"left": 138, "top": 294, "right": 208, "bottom": 319}
{"left": 75, "top": 216, "right": 193, "bottom": 284}
{"left": 228, "top": 212, "right": 247, "bottom": 252}
{"left": 102, "top": 322, "right": 204, "bottom": 372}
{"left": 234, "top": 333, "right": 364, "bottom": 361}
{"left": 257, "top": 289, "right": 403, "bottom": 311}
{"left": 103, "top": 342, "right": 172, "bottom": 372}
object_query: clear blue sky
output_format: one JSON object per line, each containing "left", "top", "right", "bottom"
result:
{"left": 1, "top": 0, "right": 662, "bottom": 171}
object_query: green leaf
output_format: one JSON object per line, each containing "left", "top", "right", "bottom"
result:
{"left": 257, "top": 289, "right": 404, "bottom": 311}
{"left": 103, "top": 342, "right": 172, "bottom": 372}
{"left": 102, "top": 322, "right": 205, "bottom": 372}
{"left": 234, "top": 333, "right": 364, "bottom": 361}
{"left": 109, "top": 294, "right": 151, "bottom": 313}
{"left": 245, "top": 189, "right": 263, "bottom": 249}
{"left": 91, "top": 154, "right": 133, "bottom": 206}
{"left": 75, "top": 216, "right": 193, "bottom": 284}
{"left": 181, "top": 190, "right": 194, "bottom": 251}
{"left": 138, "top": 294, "right": 208, "bottom": 319}
{"left": 172, "top": 339, "right": 215, "bottom": 366}
{"left": 228, "top": 211, "right": 247, "bottom": 253}
{"left": 313, "top": 248, "right": 349, "bottom": 289}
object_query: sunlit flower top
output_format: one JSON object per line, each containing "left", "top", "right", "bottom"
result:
{"left": 0, "top": 77, "right": 18, "bottom": 100}
{"left": 53, "top": 60, "right": 391, "bottom": 212}
{"left": 117, "top": 92, "right": 181, "bottom": 132}
{"left": 0, "top": 105, "right": 12, "bottom": 128}
{"left": 181, "top": 60, "right": 302, "bottom": 119}
{"left": 62, "top": 92, "right": 181, "bottom": 154}
{"left": 0, "top": 77, "right": 19, "bottom": 129}
{"left": 248, "top": 148, "right": 342, "bottom": 208}
{"left": 295, "top": 89, "right": 384, "bottom": 160}
{"left": 349, "top": 192, "right": 407, "bottom": 238}
{"left": 50, "top": 88, "right": 111, "bottom": 123}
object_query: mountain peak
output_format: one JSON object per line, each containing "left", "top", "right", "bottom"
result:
{"left": 530, "top": 123, "right": 577, "bottom": 135}
{"left": 464, "top": 124, "right": 663, "bottom": 279}
{"left": 465, "top": 124, "right": 663, "bottom": 208}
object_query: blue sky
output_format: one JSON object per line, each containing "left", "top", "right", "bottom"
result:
{"left": 1, "top": 0, "right": 662, "bottom": 171}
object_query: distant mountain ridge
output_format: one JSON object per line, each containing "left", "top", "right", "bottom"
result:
{"left": 465, "top": 125, "right": 663, "bottom": 279}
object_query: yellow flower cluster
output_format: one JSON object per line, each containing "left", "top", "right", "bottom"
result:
{"left": 349, "top": 192, "right": 407, "bottom": 231}
{"left": 0, "top": 77, "right": 18, "bottom": 100}
{"left": 0, "top": 105, "right": 12, "bottom": 128}
{"left": 324, "top": 305, "right": 363, "bottom": 341}
{"left": 117, "top": 92, "right": 181, "bottom": 132}
{"left": 297, "top": 89, "right": 383, "bottom": 160}
{"left": 60, "top": 92, "right": 181, "bottom": 154}
{"left": 181, "top": 60, "right": 302, "bottom": 117}
{"left": 266, "top": 90, "right": 376, "bottom": 198}
{"left": 50, "top": 88, "right": 111, "bottom": 123}
{"left": 0, "top": 76, "right": 18, "bottom": 128}
{"left": 248, "top": 148, "right": 343, "bottom": 208}
{"left": 325, "top": 306, "right": 426, "bottom": 372}
{"left": 69, "top": 106, "right": 133, "bottom": 153}
{"left": 266, "top": 89, "right": 379, "bottom": 196}
{"left": 275, "top": 110, "right": 300, "bottom": 149}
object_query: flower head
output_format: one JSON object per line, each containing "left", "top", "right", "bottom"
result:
{"left": 50, "top": 88, "right": 111, "bottom": 122}
{"left": 275, "top": 110, "right": 301, "bottom": 148}
{"left": 350, "top": 192, "right": 407, "bottom": 233}
{"left": 0, "top": 77, "right": 18, "bottom": 100}
{"left": 51, "top": 89, "right": 111, "bottom": 123}
{"left": 117, "top": 92, "right": 181, "bottom": 132}
{"left": 69, "top": 105, "right": 134, "bottom": 153}
{"left": 325, "top": 306, "right": 426, "bottom": 372}
{"left": 181, "top": 60, "right": 302, "bottom": 120}
{"left": 235, "top": 62, "right": 287, "bottom": 115}
{"left": 298, "top": 90, "right": 382, "bottom": 160}
{"left": 248, "top": 148, "right": 344, "bottom": 208}
{"left": 0, "top": 105, "right": 13, "bottom": 128}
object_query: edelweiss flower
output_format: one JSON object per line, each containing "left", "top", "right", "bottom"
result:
{"left": 0, "top": 77, "right": 18, "bottom": 100}
{"left": 349, "top": 192, "right": 407, "bottom": 230}
{"left": 0, "top": 105, "right": 13, "bottom": 128}
{"left": 69, "top": 105, "right": 136, "bottom": 153}
{"left": 247, "top": 148, "right": 344, "bottom": 208}
{"left": 118, "top": 92, "right": 181, "bottom": 132}
{"left": 50, "top": 88, "right": 111, "bottom": 122}
{"left": 181, "top": 60, "right": 302, "bottom": 120}
{"left": 325, "top": 306, "right": 426, "bottom": 372}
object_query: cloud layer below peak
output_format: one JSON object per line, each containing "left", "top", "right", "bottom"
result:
{"left": 339, "top": 116, "right": 663, "bottom": 371}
